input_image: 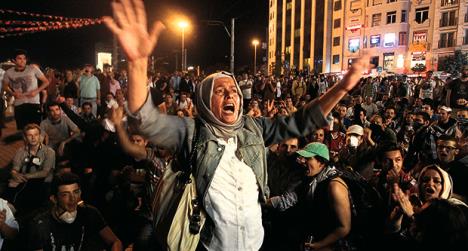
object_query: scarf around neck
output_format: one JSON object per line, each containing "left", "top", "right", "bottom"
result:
{"left": 307, "top": 166, "right": 340, "bottom": 200}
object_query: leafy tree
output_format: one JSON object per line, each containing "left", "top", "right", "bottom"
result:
{"left": 437, "top": 50, "right": 468, "bottom": 75}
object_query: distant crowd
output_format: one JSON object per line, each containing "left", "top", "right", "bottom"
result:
{"left": 0, "top": 48, "right": 467, "bottom": 250}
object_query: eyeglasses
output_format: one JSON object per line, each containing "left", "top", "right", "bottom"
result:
{"left": 437, "top": 145, "right": 457, "bottom": 151}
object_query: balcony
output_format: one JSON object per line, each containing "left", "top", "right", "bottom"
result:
{"left": 413, "top": 18, "right": 431, "bottom": 28}
{"left": 440, "top": 0, "right": 459, "bottom": 8}
{"left": 439, "top": 19, "right": 457, "bottom": 28}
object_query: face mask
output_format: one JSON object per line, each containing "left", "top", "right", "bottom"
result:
{"left": 59, "top": 210, "right": 77, "bottom": 224}
{"left": 349, "top": 135, "right": 359, "bottom": 148}
{"left": 413, "top": 121, "right": 423, "bottom": 131}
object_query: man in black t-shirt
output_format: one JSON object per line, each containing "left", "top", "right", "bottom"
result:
{"left": 446, "top": 65, "right": 468, "bottom": 109}
{"left": 28, "top": 173, "right": 122, "bottom": 251}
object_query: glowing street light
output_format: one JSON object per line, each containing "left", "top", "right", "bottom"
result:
{"left": 178, "top": 20, "right": 189, "bottom": 71}
{"left": 252, "top": 39, "right": 259, "bottom": 74}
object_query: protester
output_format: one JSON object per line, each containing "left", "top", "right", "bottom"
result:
{"left": 102, "top": 1, "right": 369, "bottom": 249}
{"left": 2, "top": 49, "right": 50, "bottom": 130}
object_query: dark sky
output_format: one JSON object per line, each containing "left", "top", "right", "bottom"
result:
{"left": 0, "top": 0, "right": 268, "bottom": 73}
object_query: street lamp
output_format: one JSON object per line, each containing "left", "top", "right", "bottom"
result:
{"left": 178, "top": 20, "right": 189, "bottom": 72}
{"left": 252, "top": 39, "right": 259, "bottom": 74}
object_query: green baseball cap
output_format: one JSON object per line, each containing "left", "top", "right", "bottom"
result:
{"left": 296, "top": 142, "right": 330, "bottom": 161}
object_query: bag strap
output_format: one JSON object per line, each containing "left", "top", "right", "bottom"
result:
{"left": 186, "top": 118, "right": 201, "bottom": 175}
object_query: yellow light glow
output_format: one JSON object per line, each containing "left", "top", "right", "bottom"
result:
{"left": 178, "top": 21, "right": 189, "bottom": 29}
{"left": 396, "top": 55, "right": 404, "bottom": 68}
{"left": 252, "top": 39, "right": 260, "bottom": 46}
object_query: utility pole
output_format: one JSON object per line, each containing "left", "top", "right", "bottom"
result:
{"left": 203, "top": 19, "right": 235, "bottom": 73}
{"left": 230, "top": 18, "right": 235, "bottom": 74}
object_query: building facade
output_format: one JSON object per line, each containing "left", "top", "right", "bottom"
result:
{"left": 268, "top": 0, "right": 468, "bottom": 74}
{"left": 432, "top": 0, "right": 468, "bottom": 70}
{"left": 268, "top": 0, "right": 343, "bottom": 74}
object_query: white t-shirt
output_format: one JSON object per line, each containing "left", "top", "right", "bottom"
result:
{"left": 0, "top": 199, "right": 19, "bottom": 249}
{"left": 239, "top": 80, "right": 253, "bottom": 99}
{"left": 4, "top": 65, "right": 45, "bottom": 106}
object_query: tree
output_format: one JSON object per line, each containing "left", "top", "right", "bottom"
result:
{"left": 437, "top": 50, "right": 468, "bottom": 75}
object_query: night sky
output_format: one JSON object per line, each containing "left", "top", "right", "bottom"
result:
{"left": 0, "top": 0, "right": 268, "bottom": 73}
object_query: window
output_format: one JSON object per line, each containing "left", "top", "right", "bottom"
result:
{"left": 333, "top": 36, "right": 341, "bottom": 46}
{"left": 349, "top": 38, "right": 360, "bottom": 52}
{"left": 372, "top": 13, "right": 382, "bottom": 27}
{"left": 294, "top": 29, "right": 301, "bottom": 37}
{"left": 383, "top": 52, "right": 395, "bottom": 70}
{"left": 415, "top": 7, "right": 429, "bottom": 24}
{"left": 399, "top": 32, "right": 407, "bottom": 45}
{"left": 439, "top": 32, "right": 456, "bottom": 48}
{"left": 401, "top": 10, "right": 407, "bottom": 23}
{"left": 370, "top": 35, "right": 381, "bottom": 47}
{"left": 387, "top": 11, "right": 397, "bottom": 24}
{"left": 350, "top": 1, "right": 361, "bottom": 13}
{"left": 384, "top": 33, "right": 396, "bottom": 47}
{"left": 334, "top": 0, "right": 342, "bottom": 11}
{"left": 441, "top": 0, "right": 458, "bottom": 7}
{"left": 372, "top": 0, "right": 383, "bottom": 5}
{"left": 440, "top": 11, "right": 457, "bottom": 27}
{"left": 387, "top": 0, "right": 396, "bottom": 2}
{"left": 371, "top": 56, "right": 379, "bottom": 67}
{"left": 334, "top": 19, "right": 341, "bottom": 28}
{"left": 333, "top": 55, "right": 340, "bottom": 64}
{"left": 464, "top": 29, "right": 468, "bottom": 44}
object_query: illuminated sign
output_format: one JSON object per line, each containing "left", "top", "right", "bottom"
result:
{"left": 370, "top": 35, "right": 380, "bottom": 47}
{"left": 413, "top": 31, "right": 427, "bottom": 43}
{"left": 384, "top": 33, "right": 395, "bottom": 47}
{"left": 97, "top": 52, "right": 112, "bottom": 71}
{"left": 348, "top": 38, "right": 360, "bottom": 52}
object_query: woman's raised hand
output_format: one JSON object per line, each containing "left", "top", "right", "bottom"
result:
{"left": 103, "top": 0, "right": 165, "bottom": 61}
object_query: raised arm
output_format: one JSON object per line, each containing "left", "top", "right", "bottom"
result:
{"left": 103, "top": 0, "right": 165, "bottom": 113}
{"left": 318, "top": 55, "right": 370, "bottom": 115}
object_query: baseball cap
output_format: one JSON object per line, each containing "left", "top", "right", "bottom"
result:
{"left": 439, "top": 106, "right": 452, "bottom": 113}
{"left": 346, "top": 124, "right": 364, "bottom": 136}
{"left": 296, "top": 142, "right": 330, "bottom": 161}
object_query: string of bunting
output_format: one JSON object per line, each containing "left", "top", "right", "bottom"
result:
{"left": 0, "top": 18, "right": 103, "bottom": 38}
{"left": 0, "top": 9, "right": 83, "bottom": 21}
{"left": 0, "top": 9, "right": 103, "bottom": 39}
{"left": 0, "top": 19, "right": 96, "bottom": 27}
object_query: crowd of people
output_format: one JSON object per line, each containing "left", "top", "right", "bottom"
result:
{"left": 0, "top": 1, "right": 467, "bottom": 250}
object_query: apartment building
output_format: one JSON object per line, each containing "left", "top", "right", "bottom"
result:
{"left": 267, "top": 0, "right": 343, "bottom": 74}
{"left": 268, "top": 0, "right": 468, "bottom": 73}
{"left": 342, "top": 0, "right": 411, "bottom": 73}
{"left": 432, "top": 0, "right": 468, "bottom": 70}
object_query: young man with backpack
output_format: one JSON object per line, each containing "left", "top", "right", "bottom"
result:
{"left": 296, "top": 143, "right": 385, "bottom": 251}
{"left": 295, "top": 142, "right": 351, "bottom": 251}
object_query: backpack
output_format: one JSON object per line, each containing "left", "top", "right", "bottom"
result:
{"left": 338, "top": 167, "right": 385, "bottom": 250}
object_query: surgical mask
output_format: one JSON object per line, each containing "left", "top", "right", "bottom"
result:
{"left": 59, "top": 210, "right": 77, "bottom": 224}
{"left": 349, "top": 136, "right": 359, "bottom": 148}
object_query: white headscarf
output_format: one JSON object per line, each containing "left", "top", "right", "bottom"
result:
{"left": 194, "top": 72, "right": 244, "bottom": 139}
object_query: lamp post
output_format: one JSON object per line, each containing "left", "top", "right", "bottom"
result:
{"left": 178, "top": 21, "right": 189, "bottom": 72}
{"left": 252, "top": 39, "right": 259, "bottom": 74}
